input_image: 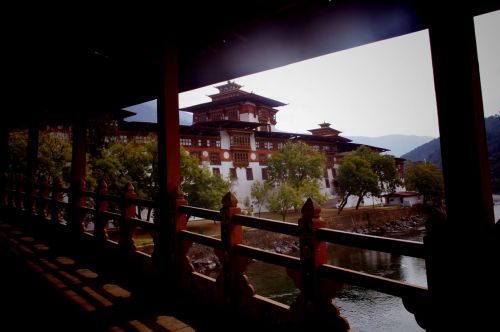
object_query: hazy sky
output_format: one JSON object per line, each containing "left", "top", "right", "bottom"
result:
{"left": 177, "top": 10, "right": 499, "bottom": 138}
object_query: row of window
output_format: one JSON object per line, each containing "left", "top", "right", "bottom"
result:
{"left": 193, "top": 109, "right": 240, "bottom": 122}
{"left": 212, "top": 167, "right": 268, "bottom": 181}
{"left": 180, "top": 138, "right": 221, "bottom": 148}
{"left": 255, "top": 141, "right": 283, "bottom": 150}
{"left": 188, "top": 150, "right": 335, "bottom": 168}
{"left": 230, "top": 135, "right": 251, "bottom": 148}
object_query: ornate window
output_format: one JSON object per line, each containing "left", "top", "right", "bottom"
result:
{"left": 230, "top": 135, "right": 250, "bottom": 149}
{"left": 246, "top": 168, "right": 253, "bottom": 180}
{"left": 233, "top": 151, "right": 249, "bottom": 167}
{"left": 212, "top": 168, "right": 220, "bottom": 177}
{"left": 261, "top": 168, "right": 268, "bottom": 180}
{"left": 210, "top": 152, "right": 221, "bottom": 165}
{"left": 259, "top": 153, "right": 268, "bottom": 165}
{"left": 227, "top": 108, "right": 239, "bottom": 120}
{"left": 180, "top": 138, "right": 192, "bottom": 146}
{"left": 210, "top": 139, "right": 221, "bottom": 148}
{"left": 229, "top": 168, "right": 237, "bottom": 180}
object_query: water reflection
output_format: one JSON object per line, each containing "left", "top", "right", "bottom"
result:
{"left": 245, "top": 230, "right": 427, "bottom": 332}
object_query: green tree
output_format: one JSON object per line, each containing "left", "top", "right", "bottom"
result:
{"left": 38, "top": 131, "right": 72, "bottom": 181}
{"left": 335, "top": 146, "right": 400, "bottom": 213}
{"left": 7, "top": 130, "right": 28, "bottom": 173}
{"left": 180, "top": 147, "right": 230, "bottom": 210}
{"left": 250, "top": 181, "right": 271, "bottom": 217}
{"left": 268, "top": 183, "right": 302, "bottom": 221}
{"left": 267, "top": 141, "right": 325, "bottom": 189}
{"left": 89, "top": 138, "right": 154, "bottom": 198}
{"left": 404, "top": 161, "right": 444, "bottom": 205}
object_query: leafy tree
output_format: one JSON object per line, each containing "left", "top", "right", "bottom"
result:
{"left": 268, "top": 183, "right": 302, "bottom": 221}
{"left": 89, "top": 138, "right": 153, "bottom": 198}
{"left": 7, "top": 130, "right": 28, "bottom": 173}
{"left": 298, "top": 181, "right": 327, "bottom": 205}
{"left": 265, "top": 142, "right": 327, "bottom": 219}
{"left": 8, "top": 129, "right": 72, "bottom": 182}
{"left": 404, "top": 161, "right": 444, "bottom": 205}
{"left": 267, "top": 141, "right": 325, "bottom": 189}
{"left": 335, "top": 145, "right": 400, "bottom": 213}
{"left": 336, "top": 153, "right": 379, "bottom": 213}
{"left": 38, "top": 131, "right": 72, "bottom": 182}
{"left": 180, "top": 147, "right": 230, "bottom": 210}
{"left": 250, "top": 181, "right": 271, "bottom": 217}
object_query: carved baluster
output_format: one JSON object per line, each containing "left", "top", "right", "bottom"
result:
{"left": 94, "top": 180, "right": 109, "bottom": 242}
{"left": 288, "top": 198, "right": 349, "bottom": 331}
{"left": 72, "top": 178, "right": 88, "bottom": 234}
{"left": 51, "top": 176, "right": 64, "bottom": 224}
{"left": 175, "top": 188, "right": 196, "bottom": 289}
{"left": 119, "top": 182, "right": 137, "bottom": 252}
{"left": 16, "top": 174, "right": 25, "bottom": 210}
{"left": 7, "top": 172, "right": 14, "bottom": 208}
{"left": 2, "top": 172, "right": 8, "bottom": 208}
{"left": 37, "top": 175, "right": 49, "bottom": 219}
{"left": 29, "top": 174, "right": 37, "bottom": 215}
{"left": 216, "top": 192, "right": 254, "bottom": 307}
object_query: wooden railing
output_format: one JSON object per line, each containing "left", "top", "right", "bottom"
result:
{"left": 1, "top": 172, "right": 429, "bottom": 330}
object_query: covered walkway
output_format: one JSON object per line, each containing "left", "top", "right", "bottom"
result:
{"left": 0, "top": 215, "right": 258, "bottom": 332}
{"left": 1, "top": 2, "right": 499, "bottom": 331}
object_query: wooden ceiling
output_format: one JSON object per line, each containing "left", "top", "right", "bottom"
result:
{"left": 2, "top": 1, "right": 498, "bottom": 127}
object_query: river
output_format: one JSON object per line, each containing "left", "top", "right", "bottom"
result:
{"left": 245, "top": 230, "right": 427, "bottom": 332}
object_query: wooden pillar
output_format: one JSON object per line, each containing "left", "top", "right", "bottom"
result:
{"left": 25, "top": 121, "right": 39, "bottom": 216}
{"left": 69, "top": 120, "right": 87, "bottom": 237}
{"left": 426, "top": 8, "right": 496, "bottom": 330}
{"left": 0, "top": 126, "right": 8, "bottom": 210}
{"left": 155, "top": 47, "right": 181, "bottom": 275}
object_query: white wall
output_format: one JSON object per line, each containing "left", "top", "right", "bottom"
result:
{"left": 240, "top": 112, "right": 258, "bottom": 123}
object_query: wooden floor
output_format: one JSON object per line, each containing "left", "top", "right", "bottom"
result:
{"left": 0, "top": 219, "right": 197, "bottom": 332}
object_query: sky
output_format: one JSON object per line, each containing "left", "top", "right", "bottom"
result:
{"left": 127, "top": 10, "right": 499, "bottom": 138}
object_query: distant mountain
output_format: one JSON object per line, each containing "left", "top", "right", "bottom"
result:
{"left": 346, "top": 135, "right": 434, "bottom": 157}
{"left": 401, "top": 115, "right": 500, "bottom": 193}
{"left": 400, "top": 138, "right": 442, "bottom": 168}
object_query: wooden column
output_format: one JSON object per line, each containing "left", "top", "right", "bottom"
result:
{"left": 426, "top": 8, "right": 496, "bottom": 330}
{"left": 155, "top": 47, "right": 181, "bottom": 276}
{"left": 69, "top": 120, "right": 87, "bottom": 237}
{"left": 25, "top": 121, "right": 39, "bottom": 216}
{"left": 0, "top": 126, "right": 8, "bottom": 210}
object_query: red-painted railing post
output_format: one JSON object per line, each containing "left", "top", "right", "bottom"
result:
{"left": 174, "top": 188, "right": 190, "bottom": 284}
{"left": 218, "top": 192, "right": 251, "bottom": 307}
{"left": 290, "top": 198, "right": 349, "bottom": 331}
{"left": 94, "top": 180, "right": 109, "bottom": 243}
{"left": 120, "top": 182, "right": 137, "bottom": 252}
{"left": 69, "top": 178, "right": 87, "bottom": 237}
{"left": 51, "top": 176, "right": 64, "bottom": 224}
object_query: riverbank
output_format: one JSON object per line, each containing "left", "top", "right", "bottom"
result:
{"left": 187, "top": 207, "right": 428, "bottom": 274}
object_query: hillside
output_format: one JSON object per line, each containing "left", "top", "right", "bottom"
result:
{"left": 346, "top": 135, "right": 434, "bottom": 157}
{"left": 400, "top": 138, "right": 442, "bottom": 168}
{"left": 401, "top": 115, "right": 500, "bottom": 193}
